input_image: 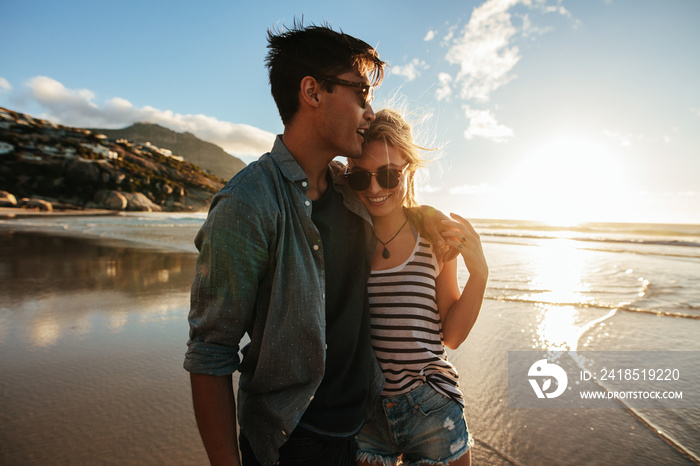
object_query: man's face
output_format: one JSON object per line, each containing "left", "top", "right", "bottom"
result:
{"left": 317, "top": 68, "right": 376, "bottom": 159}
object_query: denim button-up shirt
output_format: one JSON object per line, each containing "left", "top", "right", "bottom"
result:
{"left": 184, "top": 136, "right": 383, "bottom": 466}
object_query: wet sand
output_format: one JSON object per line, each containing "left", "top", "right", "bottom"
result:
{"left": 0, "top": 228, "right": 498, "bottom": 465}
{"left": 1, "top": 215, "right": 698, "bottom": 465}
{"left": 0, "top": 231, "right": 209, "bottom": 465}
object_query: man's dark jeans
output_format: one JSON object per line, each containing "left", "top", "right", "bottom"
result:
{"left": 239, "top": 425, "right": 357, "bottom": 466}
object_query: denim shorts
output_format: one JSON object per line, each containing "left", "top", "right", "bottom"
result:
{"left": 356, "top": 383, "right": 473, "bottom": 466}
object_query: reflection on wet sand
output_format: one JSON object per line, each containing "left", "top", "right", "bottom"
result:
{"left": 0, "top": 231, "right": 194, "bottom": 296}
{"left": 0, "top": 232, "right": 208, "bottom": 465}
{"left": 0, "top": 231, "right": 196, "bottom": 348}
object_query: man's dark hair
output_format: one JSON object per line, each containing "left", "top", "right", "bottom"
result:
{"left": 266, "top": 21, "right": 386, "bottom": 125}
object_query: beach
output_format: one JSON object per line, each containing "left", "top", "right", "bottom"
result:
{"left": 1, "top": 211, "right": 699, "bottom": 465}
{"left": 0, "top": 222, "right": 207, "bottom": 465}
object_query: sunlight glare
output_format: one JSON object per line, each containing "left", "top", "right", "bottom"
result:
{"left": 534, "top": 305, "right": 580, "bottom": 351}
{"left": 529, "top": 238, "right": 590, "bottom": 306}
{"left": 503, "top": 136, "right": 631, "bottom": 224}
{"left": 528, "top": 238, "right": 592, "bottom": 351}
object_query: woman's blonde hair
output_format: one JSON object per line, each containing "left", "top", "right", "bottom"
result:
{"left": 364, "top": 108, "right": 432, "bottom": 208}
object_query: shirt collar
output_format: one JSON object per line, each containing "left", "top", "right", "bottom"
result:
{"left": 268, "top": 135, "right": 372, "bottom": 224}
{"left": 269, "top": 135, "right": 308, "bottom": 183}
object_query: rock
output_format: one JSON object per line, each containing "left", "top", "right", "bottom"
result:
{"left": 20, "top": 197, "right": 53, "bottom": 211}
{"left": 94, "top": 190, "right": 128, "bottom": 210}
{"left": 1, "top": 108, "right": 225, "bottom": 213}
{"left": 50, "top": 201, "right": 82, "bottom": 210}
{"left": 66, "top": 159, "right": 101, "bottom": 183}
{"left": 182, "top": 188, "right": 214, "bottom": 211}
{"left": 0, "top": 190, "right": 17, "bottom": 207}
{"left": 122, "top": 192, "right": 162, "bottom": 212}
{"left": 104, "top": 192, "right": 128, "bottom": 210}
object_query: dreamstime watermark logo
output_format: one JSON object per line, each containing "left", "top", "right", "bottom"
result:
{"left": 527, "top": 359, "right": 568, "bottom": 399}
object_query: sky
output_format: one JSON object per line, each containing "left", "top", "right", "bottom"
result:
{"left": 1, "top": 0, "right": 699, "bottom": 224}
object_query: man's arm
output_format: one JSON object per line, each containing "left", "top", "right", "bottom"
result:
{"left": 186, "top": 189, "right": 271, "bottom": 465}
{"left": 407, "top": 205, "right": 459, "bottom": 261}
{"left": 190, "top": 373, "right": 240, "bottom": 466}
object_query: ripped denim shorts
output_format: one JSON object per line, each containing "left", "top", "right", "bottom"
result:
{"left": 356, "top": 383, "right": 473, "bottom": 466}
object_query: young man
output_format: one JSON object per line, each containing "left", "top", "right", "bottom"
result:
{"left": 184, "top": 24, "right": 448, "bottom": 466}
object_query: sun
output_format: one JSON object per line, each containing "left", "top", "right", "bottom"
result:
{"left": 501, "top": 136, "right": 632, "bottom": 225}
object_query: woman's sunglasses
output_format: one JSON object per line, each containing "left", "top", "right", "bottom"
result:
{"left": 343, "top": 165, "right": 407, "bottom": 191}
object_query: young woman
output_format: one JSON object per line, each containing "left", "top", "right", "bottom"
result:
{"left": 345, "top": 109, "right": 488, "bottom": 466}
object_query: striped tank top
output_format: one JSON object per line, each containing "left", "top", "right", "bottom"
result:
{"left": 368, "top": 234, "right": 464, "bottom": 405}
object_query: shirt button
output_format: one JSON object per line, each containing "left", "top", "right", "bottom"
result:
{"left": 309, "top": 395, "right": 315, "bottom": 401}
{"left": 313, "top": 245, "right": 319, "bottom": 251}
{"left": 302, "top": 181, "right": 308, "bottom": 187}
{"left": 305, "top": 200, "right": 310, "bottom": 206}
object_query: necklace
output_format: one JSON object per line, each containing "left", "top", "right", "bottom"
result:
{"left": 377, "top": 216, "right": 408, "bottom": 259}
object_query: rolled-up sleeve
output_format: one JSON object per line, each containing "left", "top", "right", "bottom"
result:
{"left": 184, "top": 183, "right": 271, "bottom": 376}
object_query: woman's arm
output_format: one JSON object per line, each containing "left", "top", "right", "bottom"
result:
{"left": 435, "top": 213, "right": 489, "bottom": 350}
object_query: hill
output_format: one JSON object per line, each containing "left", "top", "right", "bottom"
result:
{"left": 92, "top": 122, "right": 246, "bottom": 181}
{"left": 0, "top": 107, "right": 227, "bottom": 213}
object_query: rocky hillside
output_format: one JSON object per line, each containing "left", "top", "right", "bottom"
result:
{"left": 93, "top": 122, "right": 246, "bottom": 181}
{"left": 0, "top": 107, "right": 230, "bottom": 213}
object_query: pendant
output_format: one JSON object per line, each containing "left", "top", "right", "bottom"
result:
{"left": 382, "top": 247, "right": 391, "bottom": 259}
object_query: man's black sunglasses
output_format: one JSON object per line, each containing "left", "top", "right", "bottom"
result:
{"left": 319, "top": 76, "right": 374, "bottom": 108}
{"left": 343, "top": 165, "right": 407, "bottom": 191}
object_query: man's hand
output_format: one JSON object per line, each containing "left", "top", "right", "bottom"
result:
{"left": 408, "top": 205, "right": 460, "bottom": 262}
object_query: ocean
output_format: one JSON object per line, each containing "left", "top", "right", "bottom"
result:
{"left": 0, "top": 212, "right": 698, "bottom": 465}
{"left": 454, "top": 219, "right": 700, "bottom": 465}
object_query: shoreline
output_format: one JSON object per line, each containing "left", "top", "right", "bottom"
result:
{"left": 0, "top": 206, "right": 120, "bottom": 219}
{"left": 0, "top": 209, "right": 203, "bottom": 253}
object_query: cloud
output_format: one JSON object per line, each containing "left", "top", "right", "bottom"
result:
{"left": 424, "top": 30, "right": 436, "bottom": 41}
{"left": 602, "top": 129, "right": 645, "bottom": 147}
{"left": 691, "top": 107, "right": 700, "bottom": 117}
{"left": 417, "top": 184, "right": 443, "bottom": 193}
{"left": 463, "top": 106, "right": 513, "bottom": 142}
{"left": 0, "top": 77, "right": 11, "bottom": 93}
{"left": 435, "top": 73, "right": 453, "bottom": 101}
{"left": 444, "top": 0, "right": 522, "bottom": 102}
{"left": 441, "top": 26, "right": 457, "bottom": 45}
{"left": 663, "top": 191, "right": 698, "bottom": 197}
{"left": 435, "top": 0, "right": 570, "bottom": 141}
{"left": 391, "top": 58, "right": 429, "bottom": 82}
{"left": 520, "top": 13, "right": 553, "bottom": 38}
{"left": 8, "top": 76, "right": 275, "bottom": 156}
{"left": 449, "top": 182, "right": 498, "bottom": 195}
